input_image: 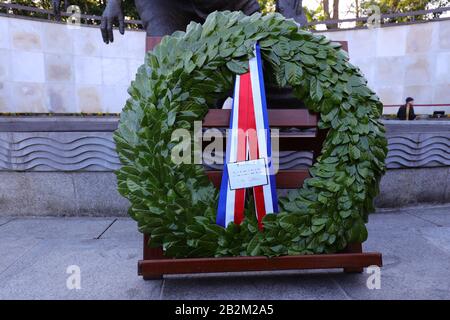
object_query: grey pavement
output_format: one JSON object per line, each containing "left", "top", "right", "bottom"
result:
{"left": 0, "top": 205, "right": 449, "bottom": 300}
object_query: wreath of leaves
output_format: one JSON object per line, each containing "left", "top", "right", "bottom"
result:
{"left": 114, "top": 11, "right": 388, "bottom": 258}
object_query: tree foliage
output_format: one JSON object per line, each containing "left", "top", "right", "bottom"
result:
{"left": 360, "top": 0, "right": 449, "bottom": 22}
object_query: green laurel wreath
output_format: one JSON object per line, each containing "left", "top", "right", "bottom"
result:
{"left": 114, "top": 11, "right": 387, "bottom": 258}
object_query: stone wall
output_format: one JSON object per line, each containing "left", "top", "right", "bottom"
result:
{"left": 0, "top": 16, "right": 145, "bottom": 113}
{"left": 320, "top": 21, "right": 450, "bottom": 115}
{"left": 0, "top": 16, "right": 449, "bottom": 114}
{"left": 0, "top": 117, "right": 448, "bottom": 216}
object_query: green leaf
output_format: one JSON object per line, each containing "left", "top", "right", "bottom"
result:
{"left": 312, "top": 218, "right": 328, "bottom": 226}
{"left": 310, "top": 77, "right": 323, "bottom": 102}
{"left": 339, "top": 210, "right": 352, "bottom": 219}
{"left": 226, "top": 60, "right": 248, "bottom": 74}
{"left": 299, "top": 54, "right": 317, "bottom": 66}
{"left": 349, "top": 145, "right": 361, "bottom": 160}
{"left": 311, "top": 224, "right": 325, "bottom": 233}
{"left": 247, "top": 236, "right": 262, "bottom": 256}
{"left": 284, "top": 61, "right": 303, "bottom": 85}
{"left": 259, "top": 38, "right": 278, "bottom": 47}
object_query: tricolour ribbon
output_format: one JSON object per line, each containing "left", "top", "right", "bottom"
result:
{"left": 216, "top": 44, "right": 278, "bottom": 230}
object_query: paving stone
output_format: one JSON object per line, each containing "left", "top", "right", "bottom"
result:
{"left": 161, "top": 271, "right": 349, "bottom": 300}
{"left": 0, "top": 237, "right": 41, "bottom": 273}
{"left": 0, "top": 238, "right": 161, "bottom": 300}
{"left": 0, "top": 218, "right": 14, "bottom": 226}
{"left": 400, "top": 206, "right": 450, "bottom": 227}
{"left": 366, "top": 213, "right": 435, "bottom": 231}
{"left": 0, "top": 206, "right": 449, "bottom": 299}
{"left": 99, "top": 218, "right": 141, "bottom": 241}
{"left": 334, "top": 228, "right": 450, "bottom": 300}
{"left": 0, "top": 217, "right": 114, "bottom": 240}
{"left": 419, "top": 227, "right": 450, "bottom": 255}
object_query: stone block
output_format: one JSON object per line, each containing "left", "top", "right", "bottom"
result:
{"left": 44, "top": 53, "right": 74, "bottom": 83}
{"left": 403, "top": 85, "right": 433, "bottom": 105}
{"left": 373, "top": 56, "right": 406, "bottom": 86}
{"left": 406, "top": 22, "right": 434, "bottom": 54}
{"left": 376, "top": 26, "right": 407, "bottom": 57}
{"left": 404, "top": 55, "right": 435, "bottom": 86}
{"left": 347, "top": 28, "right": 377, "bottom": 59}
{"left": 72, "top": 27, "right": 101, "bottom": 57}
{"left": 9, "top": 18, "right": 42, "bottom": 51}
{"left": 102, "top": 85, "right": 129, "bottom": 113}
{"left": 375, "top": 85, "right": 404, "bottom": 106}
{"left": 42, "top": 22, "right": 74, "bottom": 54}
{"left": 349, "top": 57, "right": 375, "bottom": 86}
{"left": 128, "top": 58, "right": 144, "bottom": 81}
{"left": 438, "top": 20, "right": 450, "bottom": 50}
{"left": 46, "top": 84, "right": 78, "bottom": 113}
{"left": 432, "top": 84, "right": 450, "bottom": 104}
{"left": 0, "top": 82, "right": 11, "bottom": 113}
{"left": 101, "top": 57, "right": 129, "bottom": 86}
{"left": 0, "top": 172, "right": 78, "bottom": 216}
{"left": 11, "top": 50, "right": 45, "bottom": 83}
{"left": 10, "top": 82, "right": 47, "bottom": 113}
{"left": 434, "top": 52, "right": 450, "bottom": 84}
{"left": 72, "top": 173, "right": 129, "bottom": 216}
{"left": 119, "top": 30, "right": 146, "bottom": 59}
{"left": 375, "top": 168, "right": 448, "bottom": 207}
{"left": 0, "top": 18, "right": 9, "bottom": 49}
{"left": 77, "top": 85, "right": 102, "bottom": 113}
{"left": 0, "top": 49, "right": 10, "bottom": 82}
{"left": 74, "top": 56, "right": 102, "bottom": 85}
{"left": 100, "top": 29, "right": 145, "bottom": 60}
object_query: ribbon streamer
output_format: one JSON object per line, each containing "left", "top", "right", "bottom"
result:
{"left": 216, "top": 44, "right": 278, "bottom": 230}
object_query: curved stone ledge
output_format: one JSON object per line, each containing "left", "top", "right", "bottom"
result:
{"left": 0, "top": 118, "right": 448, "bottom": 214}
{"left": 0, "top": 118, "right": 448, "bottom": 171}
{"left": 0, "top": 132, "right": 120, "bottom": 171}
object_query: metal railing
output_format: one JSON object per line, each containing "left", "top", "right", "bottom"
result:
{"left": 0, "top": 2, "right": 142, "bottom": 27}
{"left": 1, "top": 2, "right": 449, "bottom": 31}
{"left": 308, "top": 6, "right": 450, "bottom": 30}
{"left": 384, "top": 104, "right": 450, "bottom": 107}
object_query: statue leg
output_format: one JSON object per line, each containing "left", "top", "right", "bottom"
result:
{"left": 135, "top": 0, "right": 200, "bottom": 37}
{"left": 234, "top": 0, "right": 261, "bottom": 15}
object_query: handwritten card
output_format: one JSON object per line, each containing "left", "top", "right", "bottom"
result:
{"left": 227, "top": 158, "right": 269, "bottom": 190}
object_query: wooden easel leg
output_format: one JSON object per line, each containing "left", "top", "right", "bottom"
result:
{"left": 142, "top": 35, "right": 165, "bottom": 281}
{"left": 343, "top": 242, "right": 364, "bottom": 273}
{"left": 143, "top": 275, "right": 163, "bottom": 280}
{"left": 141, "top": 234, "right": 164, "bottom": 280}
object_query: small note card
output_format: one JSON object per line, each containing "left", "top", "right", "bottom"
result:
{"left": 227, "top": 158, "right": 269, "bottom": 190}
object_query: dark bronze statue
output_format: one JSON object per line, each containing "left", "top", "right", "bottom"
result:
{"left": 53, "top": 0, "right": 307, "bottom": 43}
{"left": 53, "top": 0, "right": 307, "bottom": 108}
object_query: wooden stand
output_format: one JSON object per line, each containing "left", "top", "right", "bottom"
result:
{"left": 138, "top": 109, "right": 382, "bottom": 280}
{"left": 140, "top": 234, "right": 381, "bottom": 280}
{"left": 137, "top": 37, "right": 382, "bottom": 280}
